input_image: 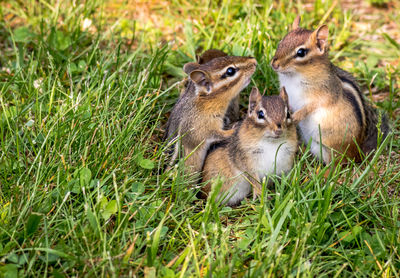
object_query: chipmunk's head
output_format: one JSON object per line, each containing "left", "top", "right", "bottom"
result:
{"left": 247, "top": 86, "right": 292, "bottom": 139}
{"left": 271, "top": 16, "right": 329, "bottom": 75}
{"left": 183, "top": 54, "right": 257, "bottom": 96}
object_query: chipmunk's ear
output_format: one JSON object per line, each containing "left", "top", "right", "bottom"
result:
{"left": 279, "top": 86, "right": 288, "bottom": 105}
{"left": 249, "top": 87, "right": 261, "bottom": 114}
{"left": 189, "top": 70, "right": 212, "bottom": 93}
{"left": 292, "top": 15, "right": 301, "bottom": 30}
{"left": 311, "top": 25, "right": 329, "bottom": 54}
{"left": 183, "top": 62, "right": 200, "bottom": 74}
{"left": 280, "top": 87, "right": 292, "bottom": 123}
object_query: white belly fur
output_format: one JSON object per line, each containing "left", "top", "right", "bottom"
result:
{"left": 279, "top": 73, "right": 308, "bottom": 112}
{"left": 220, "top": 139, "right": 295, "bottom": 206}
{"left": 279, "top": 73, "right": 330, "bottom": 162}
{"left": 254, "top": 139, "right": 295, "bottom": 180}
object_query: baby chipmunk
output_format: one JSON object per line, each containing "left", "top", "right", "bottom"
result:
{"left": 164, "top": 53, "right": 257, "bottom": 174}
{"left": 271, "top": 16, "right": 389, "bottom": 163}
{"left": 201, "top": 87, "right": 298, "bottom": 206}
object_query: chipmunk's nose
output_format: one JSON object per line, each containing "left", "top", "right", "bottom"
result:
{"left": 271, "top": 58, "right": 279, "bottom": 70}
{"left": 275, "top": 124, "right": 283, "bottom": 136}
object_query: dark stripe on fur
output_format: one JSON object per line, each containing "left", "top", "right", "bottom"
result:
{"left": 200, "top": 76, "right": 241, "bottom": 98}
{"left": 343, "top": 88, "right": 363, "bottom": 128}
{"left": 206, "top": 140, "right": 230, "bottom": 156}
{"left": 335, "top": 66, "right": 390, "bottom": 153}
{"left": 338, "top": 76, "right": 362, "bottom": 95}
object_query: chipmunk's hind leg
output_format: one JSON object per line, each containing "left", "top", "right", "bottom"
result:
{"left": 310, "top": 140, "right": 332, "bottom": 164}
{"left": 163, "top": 138, "right": 180, "bottom": 172}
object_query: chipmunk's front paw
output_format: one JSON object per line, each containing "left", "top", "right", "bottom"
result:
{"left": 291, "top": 111, "right": 303, "bottom": 123}
{"left": 218, "top": 129, "right": 235, "bottom": 138}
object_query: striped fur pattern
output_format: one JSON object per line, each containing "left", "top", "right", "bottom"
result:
{"left": 201, "top": 87, "right": 298, "bottom": 206}
{"left": 195, "top": 49, "right": 240, "bottom": 127}
{"left": 271, "top": 18, "right": 389, "bottom": 163}
{"left": 164, "top": 55, "right": 257, "bottom": 175}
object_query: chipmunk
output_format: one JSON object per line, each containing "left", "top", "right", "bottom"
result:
{"left": 200, "top": 87, "right": 298, "bottom": 206}
{"left": 271, "top": 16, "right": 389, "bottom": 163}
{"left": 181, "top": 49, "right": 241, "bottom": 127}
{"left": 164, "top": 55, "right": 257, "bottom": 175}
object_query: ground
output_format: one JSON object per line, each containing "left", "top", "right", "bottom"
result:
{"left": 0, "top": 0, "right": 399, "bottom": 277}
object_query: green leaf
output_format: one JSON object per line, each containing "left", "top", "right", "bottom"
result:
{"left": 56, "top": 31, "right": 71, "bottom": 51}
{"left": 0, "top": 264, "right": 19, "bottom": 278}
{"left": 25, "top": 213, "right": 42, "bottom": 237}
{"left": 49, "top": 30, "right": 71, "bottom": 51}
{"left": 366, "top": 55, "right": 379, "bottom": 69}
{"left": 6, "top": 253, "right": 19, "bottom": 264}
{"left": 101, "top": 200, "right": 118, "bottom": 220}
{"left": 80, "top": 167, "right": 92, "bottom": 187}
{"left": 25, "top": 119, "right": 34, "bottom": 127}
{"left": 78, "top": 60, "right": 87, "bottom": 71}
{"left": 138, "top": 157, "right": 155, "bottom": 170}
{"left": 159, "top": 267, "right": 175, "bottom": 278}
{"left": 338, "top": 229, "right": 357, "bottom": 243}
{"left": 69, "top": 62, "right": 78, "bottom": 73}
{"left": 17, "top": 253, "right": 28, "bottom": 266}
{"left": 71, "top": 180, "right": 81, "bottom": 194}
{"left": 132, "top": 182, "right": 145, "bottom": 194}
{"left": 238, "top": 237, "right": 251, "bottom": 250}
{"left": 14, "top": 27, "right": 35, "bottom": 43}
{"left": 39, "top": 252, "right": 59, "bottom": 263}
{"left": 99, "top": 196, "right": 108, "bottom": 208}
{"left": 86, "top": 209, "right": 99, "bottom": 234}
{"left": 52, "top": 269, "right": 65, "bottom": 278}
{"left": 352, "top": 226, "right": 363, "bottom": 237}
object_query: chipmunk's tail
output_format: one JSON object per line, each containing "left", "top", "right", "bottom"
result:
{"left": 361, "top": 103, "right": 390, "bottom": 154}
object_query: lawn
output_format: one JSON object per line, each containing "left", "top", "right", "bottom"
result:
{"left": 0, "top": 0, "right": 399, "bottom": 277}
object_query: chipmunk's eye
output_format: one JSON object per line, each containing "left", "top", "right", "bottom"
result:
{"left": 296, "top": 48, "right": 307, "bottom": 58}
{"left": 226, "top": 67, "right": 236, "bottom": 76}
{"left": 286, "top": 111, "right": 291, "bottom": 119}
{"left": 257, "top": 110, "right": 265, "bottom": 119}
{"left": 221, "top": 67, "right": 237, "bottom": 78}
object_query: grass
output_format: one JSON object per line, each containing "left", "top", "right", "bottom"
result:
{"left": 0, "top": 0, "right": 399, "bottom": 276}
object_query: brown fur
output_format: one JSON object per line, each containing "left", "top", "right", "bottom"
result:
{"left": 271, "top": 18, "right": 389, "bottom": 163}
{"left": 164, "top": 55, "right": 257, "bottom": 175}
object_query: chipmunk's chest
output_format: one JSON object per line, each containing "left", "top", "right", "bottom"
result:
{"left": 252, "top": 140, "right": 294, "bottom": 179}
{"left": 278, "top": 73, "right": 308, "bottom": 112}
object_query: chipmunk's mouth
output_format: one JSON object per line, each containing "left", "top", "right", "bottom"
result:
{"left": 269, "top": 135, "right": 282, "bottom": 139}
{"left": 264, "top": 132, "right": 285, "bottom": 140}
{"left": 275, "top": 68, "right": 294, "bottom": 75}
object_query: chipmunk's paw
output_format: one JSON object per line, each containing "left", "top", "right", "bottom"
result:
{"left": 291, "top": 111, "right": 302, "bottom": 123}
